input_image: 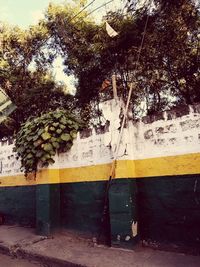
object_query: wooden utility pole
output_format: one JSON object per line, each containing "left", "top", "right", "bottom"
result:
{"left": 112, "top": 74, "right": 117, "bottom": 100}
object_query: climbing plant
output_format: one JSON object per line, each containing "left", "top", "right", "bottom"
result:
{"left": 14, "top": 110, "right": 83, "bottom": 176}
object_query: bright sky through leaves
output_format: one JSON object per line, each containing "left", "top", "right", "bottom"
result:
{"left": 0, "top": 0, "right": 123, "bottom": 28}
{"left": 0, "top": 0, "right": 123, "bottom": 92}
{"left": 0, "top": 0, "right": 66, "bottom": 28}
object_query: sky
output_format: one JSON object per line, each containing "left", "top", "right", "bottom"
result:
{"left": 0, "top": 0, "right": 69, "bottom": 28}
{"left": 0, "top": 0, "right": 123, "bottom": 28}
{"left": 0, "top": 0, "right": 123, "bottom": 92}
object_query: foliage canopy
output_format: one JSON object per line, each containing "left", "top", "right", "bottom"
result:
{"left": 0, "top": 0, "right": 199, "bottom": 137}
{"left": 43, "top": 0, "right": 200, "bottom": 116}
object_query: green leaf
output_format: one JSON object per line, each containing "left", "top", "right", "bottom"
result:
{"left": 43, "top": 143, "right": 53, "bottom": 152}
{"left": 26, "top": 159, "right": 34, "bottom": 166}
{"left": 70, "top": 130, "right": 77, "bottom": 139}
{"left": 60, "top": 124, "right": 66, "bottom": 130}
{"left": 53, "top": 122, "right": 59, "bottom": 127}
{"left": 27, "top": 153, "right": 33, "bottom": 159}
{"left": 56, "top": 128, "right": 62, "bottom": 134}
{"left": 37, "top": 129, "right": 44, "bottom": 136}
{"left": 41, "top": 154, "right": 51, "bottom": 161}
{"left": 73, "top": 123, "right": 79, "bottom": 130}
{"left": 50, "top": 137, "right": 57, "bottom": 142}
{"left": 60, "top": 133, "right": 71, "bottom": 141}
{"left": 52, "top": 142, "right": 59, "bottom": 149}
{"left": 32, "top": 134, "right": 39, "bottom": 141}
{"left": 50, "top": 150, "right": 56, "bottom": 156}
{"left": 41, "top": 132, "right": 51, "bottom": 140}
{"left": 49, "top": 126, "right": 56, "bottom": 131}
{"left": 67, "top": 119, "right": 72, "bottom": 125}
{"left": 60, "top": 117, "right": 67, "bottom": 124}
{"left": 54, "top": 113, "right": 62, "bottom": 119}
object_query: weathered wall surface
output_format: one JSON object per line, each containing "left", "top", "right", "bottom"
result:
{"left": 1, "top": 100, "right": 200, "bottom": 181}
{"left": 137, "top": 174, "right": 200, "bottom": 249}
{"left": 134, "top": 104, "right": 200, "bottom": 160}
{"left": 0, "top": 99, "right": 200, "bottom": 249}
{"left": 0, "top": 139, "right": 36, "bottom": 226}
{"left": 131, "top": 103, "right": 200, "bottom": 249}
{"left": 0, "top": 185, "right": 35, "bottom": 226}
{"left": 131, "top": 105, "right": 200, "bottom": 249}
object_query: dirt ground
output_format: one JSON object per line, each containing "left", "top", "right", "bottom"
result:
{"left": 0, "top": 226, "right": 200, "bottom": 267}
{"left": 0, "top": 253, "right": 43, "bottom": 267}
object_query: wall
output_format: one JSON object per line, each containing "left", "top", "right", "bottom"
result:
{"left": 0, "top": 139, "right": 36, "bottom": 226}
{"left": 0, "top": 100, "right": 200, "bottom": 249}
{"left": 137, "top": 174, "right": 200, "bottom": 250}
{"left": 133, "top": 104, "right": 200, "bottom": 250}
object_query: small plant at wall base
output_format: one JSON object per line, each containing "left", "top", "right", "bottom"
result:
{"left": 14, "top": 110, "right": 83, "bottom": 177}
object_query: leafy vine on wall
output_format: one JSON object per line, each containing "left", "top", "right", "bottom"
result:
{"left": 14, "top": 110, "right": 83, "bottom": 177}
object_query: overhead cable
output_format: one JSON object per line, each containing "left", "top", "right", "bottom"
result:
{"left": 69, "top": 0, "right": 96, "bottom": 22}
{"left": 86, "top": 0, "right": 114, "bottom": 18}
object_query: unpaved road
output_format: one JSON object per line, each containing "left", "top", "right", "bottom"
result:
{"left": 0, "top": 254, "right": 44, "bottom": 267}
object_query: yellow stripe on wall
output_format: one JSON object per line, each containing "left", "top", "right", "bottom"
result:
{"left": 0, "top": 152, "right": 200, "bottom": 187}
{"left": 59, "top": 163, "right": 111, "bottom": 183}
{"left": 60, "top": 153, "right": 200, "bottom": 183}
{"left": 0, "top": 169, "right": 60, "bottom": 187}
{"left": 0, "top": 174, "right": 35, "bottom": 187}
{"left": 134, "top": 153, "right": 200, "bottom": 178}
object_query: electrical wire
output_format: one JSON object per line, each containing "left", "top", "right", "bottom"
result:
{"left": 112, "top": 1, "right": 152, "bottom": 173}
{"left": 59, "top": 0, "right": 114, "bottom": 34}
{"left": 112, "top": 11, "right": 151, "bottom": 158}
{"left": 68, "top": 0, "right": 96, "bottom": 22}
{"left": 86, "top": 0, "right": 114, "bottom": 17}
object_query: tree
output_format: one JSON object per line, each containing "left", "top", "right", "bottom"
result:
{"left": 0, "top": 22, "right": 75, "bottom": 138}
{"left": 46, "top": 0, "right": 199, "bottom": 116}
{"left": 44, "top": 3, "right": 143, "bottom": 109}
{"left": 125, "top": 0, "right": 200, "bottom": 114}
{"left": 1, "top": 0, "right": 199, "bottom": 137}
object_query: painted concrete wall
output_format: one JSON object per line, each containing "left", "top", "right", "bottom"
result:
{"left": 1, "top": 100, "right": 200, "bottom": 180}
{"left": 0, "top": 99, "right": 200, "bottom": 248}
{"left": 134, "top": 104, "right": 200, "bottom": 160}
{"left": 137, "top": 174, "right": 200, "bottom": 250}
{"left": 0, "top": 138, "right": 36, "bottom": 226}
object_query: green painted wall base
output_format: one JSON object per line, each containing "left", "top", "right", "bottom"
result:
{"left": 1, "top": 173, "right": 200, "bottom": 250}
{"left": 0, "top": 186, "right": 35, "bottom": 226}
{"left": 109, "top": 179, "right": 138, "bottom": 248}
{"left": 137, "top": 174, "right": 200, "bottom": 249}
{"left": 36, "top": 184, "right": 60, "bottom": 236}
{"left": 60, "top": 181, "right": 108, "bottom": 240}
{"left": 60, "top": 179, "right": 139, "bottom": 248}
